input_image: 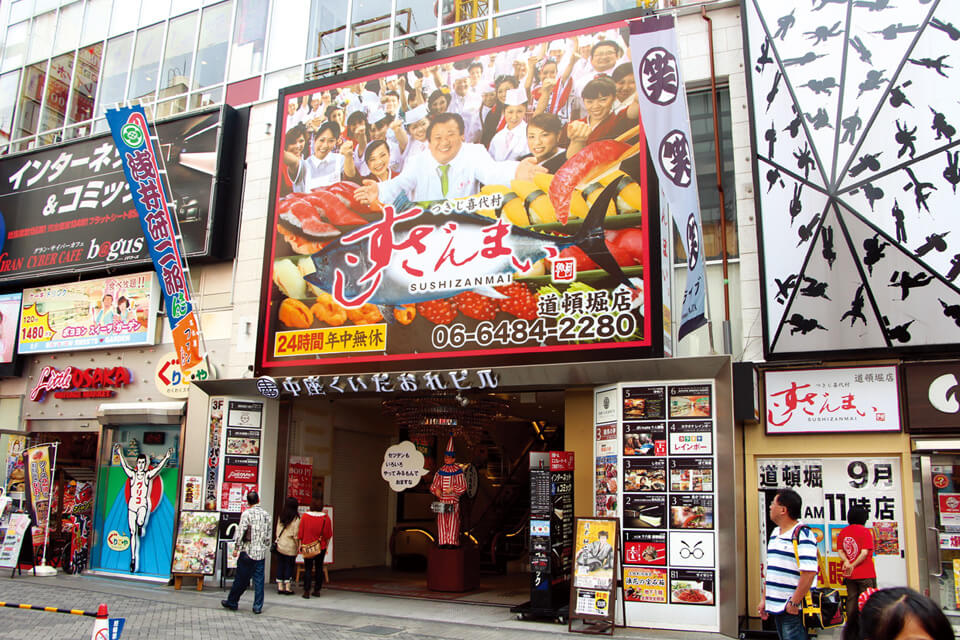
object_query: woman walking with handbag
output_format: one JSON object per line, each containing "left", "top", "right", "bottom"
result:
{"left": 274, "top": 497, "right": 301, "bottom": 595}
{"left": 298, "top": 494, "right": 332, "bottom": 598}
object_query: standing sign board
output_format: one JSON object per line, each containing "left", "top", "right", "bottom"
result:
{"left": 594, "top": 380, "right": 723, "bottom": 633}
{"left": 757, "top": 458, "right": 908, "bottom": 590}
{"left": 0, "top": 513, "right": 31, "bottom": 569}
{"left": 528, "top": 451, "right": 574, "bottom": 617}
{"left": 570, "top": 517, "right": 619, "bottom": 634}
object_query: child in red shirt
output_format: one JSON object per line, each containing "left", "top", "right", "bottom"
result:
{"left": 837, "top": 506, "right": 876, "bottom": 640}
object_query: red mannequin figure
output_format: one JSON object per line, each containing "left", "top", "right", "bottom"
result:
{"left": 430, "top": 435, "right": 466, "bottom": 548}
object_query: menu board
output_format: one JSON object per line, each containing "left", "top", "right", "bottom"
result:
{"left": 219, "top": 401, "right": 264, "bottom": 512}
{"left": 616, "top": 381, "right": 719, "bottom": 631}
{"left": 0, "top": 513, "right": 31, "bottom": 568}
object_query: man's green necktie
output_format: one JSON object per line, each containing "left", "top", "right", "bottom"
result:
{"left": 438, "top": 164, "right": 450, "bottom": 198}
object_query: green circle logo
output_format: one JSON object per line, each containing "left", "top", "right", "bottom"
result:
{"left": 120, "top": 123, "right": 144, "bottom": 148}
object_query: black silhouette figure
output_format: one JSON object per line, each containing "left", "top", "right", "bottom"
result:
{"left": 802, "top": 77, "right": 838, "bottom": 95}
{"left": 767, "top": 166, "right": 785, "bottom": 193}
{"left": 756, "top": 39, "right": 774, "bottom": 73}
{"left": 806, "top": 108, "right": 833, "bottom": 130}
{"left": 850, "top": 36, "right": 873, "bottom": 66}
{"left": 895, "top": 120, "right": 917, "bottom": 159}
{"left": 946, "top": 254, "right": 960, "bottom": 281}
{"left": 765, "top": 123, "right": 777, "bottom": 157}
{"left": 841, "top": 109, "right": 863, "bottom": 145}
{"left": 874, "top": 23, "right": 919, "bottom": 40}
{"left": 786, "top": 313, "right": 827, "bottom": 335}
{"left": 863, "top": 234, "right": 889, "bottom": 274}
{"left": 889, "top": 270, "right": 933, "bottom": 300}
{"left": 855, "top": 0, "right": 895, "bottom": 11}
{"left": 858, "top": 69, "right": 887, "bottom": 97}
{"left": 916, "top": 231, "right": 950, "bottom": 257}
{"left": 774, "top": 10, "right": 796, "bottom": 41}
{"left": 774, "top": 274, "right": 798, "bottom": 304}
{"left": 944, "top": 150, "right": 960, "bottom": 194}
{"left": 903, "top": 166, "right": 936, "bottom": 213}
{"left": 892, "top": 200, "right": 907, "bottom": 243}
{"left": 797, "top": 213, "right": 821, "bottom": 247}
{"left": 766, "top": 71, "right": 782, "bottom": 112}
{"left": 930, "top": 18, "right": 960, "bottom": 41}
{"left": 931, "top": 107, "right": 956, "bottom": 140}
{"left": 908, "top": 55, "right": 951, "bottom": 78}
{"left": 789, "top": 183, "right": 803, "bottom": 225}
{"left": 812, "top": 0, "right": 846, "bottom": 9}
{"left": 800, "top": 276, "right": 831, "bottom": 300}
{"left": 940, "top": 299, "right": 960, "bottom": 328}
{"left": 889, "top": 81, "right": 913, "bottom": 109}
{"left": 784, "top": 106, "right": 803, "bottom": 138}
{"left": 784, "top": 52, "right": 828, "bottom": 67}
{"left": 794, "top": 143, "right": 815, "bottom": 179}
{"left": 849, "top": 151, "right": 881, "bottom": 177}
{"left": 841, "top": 285, "right": 867, "bottom": 327}
{"left": 805, "top": 22, "right": 842, "bottom": 45}
{"left": 822, "top": 225, "right": 837, "bottom": 269}
{"left": 861, "top": 182, "right": 885, "bottom": 211}
{"left": 884, "top": 317, "right": 915, "bottom": 343}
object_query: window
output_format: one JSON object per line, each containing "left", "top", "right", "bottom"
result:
{"left": 1, "top": 21, "right": 29, "bottom": 74}
{"left": 109, "top": 0, "right": 140, "bottom": 37}
{"left": 27, "top": 11, "right": 56, "bottom": 65}
{"left": 67, "top": 43, "right": 101, "bottom": 130}
{"left": 396, "top": 0, "right": 434, "bottom": 37}
{"left": 128, "top": 22, "right": 164, "bottom": 102}
{"left": 38, "top": 51, "right": 74, "bottom": 142}
{"left": 81, "top": 0, "right": 111, "bottom": 47}
{"left": 15, "top": 61, "right": 47, "bottom": 142}
{"left": 96, "top": 33, "right": 133, "bottom": 117}
{"left": 0, "top": 71, "right": 22, "bottom": 149}
{"left": 160, "top": 12, "right": 198, "bottom": 98}
{"left": 350, "top": 0, "right": 392, "bottom": 49}
{"left": 266, "top": 0, "right": 309, "bottom": 72}
{"left": 674, "top": 88, "right": 738, "bottom": 261}
{"left": 227, "top": 0, "right": 267, "bottom": 82}
{"left": 194, "top": 1, "right": 231, "bottom": 89}
{"left": 140, "top": 0, "right": 172, "bottom": 27}
{"left": 53, "top": 2, "right": 83, "bottom": 57}
{"left": 308, "top": 0, "right": 347, "bottom": 58}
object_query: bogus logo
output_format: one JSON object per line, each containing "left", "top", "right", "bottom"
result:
{"left": 106, "top": 530, "right": 130, "bottom": 551}
{"left": 120, "top": 122, "right": 144, "bottom": 148}
{"left": 87, "top": 236, "right": 144, "bottom": 262}
{"left": 928, "top": 373, "right": 960, "bottom": 414}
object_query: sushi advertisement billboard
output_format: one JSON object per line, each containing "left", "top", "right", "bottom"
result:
{"left": 258, "top": 12, "right": 663, "bottom": 375}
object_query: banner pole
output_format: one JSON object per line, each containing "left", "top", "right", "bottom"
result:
{"left": 35, "top": 442, "right": 57, "bottom": 576}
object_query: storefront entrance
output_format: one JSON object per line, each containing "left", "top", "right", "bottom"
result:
{"left": 917, "top": 451, "right": 960, "bottom": 618}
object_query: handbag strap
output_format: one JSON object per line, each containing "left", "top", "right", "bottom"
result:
{"left": 791, "top": 524, "right": 821, "bottom": 607}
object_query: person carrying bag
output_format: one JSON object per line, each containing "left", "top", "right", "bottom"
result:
{"left": 298, "top": 494, "right": 332, "bottom": 599}
{"left": 792, "top": 525, "right": 845, "bottom": 631}
{"left": 274, "top": 497, "right": 301, "bottom": 595}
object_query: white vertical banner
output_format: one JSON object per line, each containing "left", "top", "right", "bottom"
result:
{"left": 630, "top": 15, "right": 708, "bottom": 340}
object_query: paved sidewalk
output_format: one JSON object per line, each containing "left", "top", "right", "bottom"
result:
{"left": 0, "top": 572, "right": 734, "bottom": 640}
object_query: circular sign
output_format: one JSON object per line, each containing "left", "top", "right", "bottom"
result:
{"left": 120, "top": 123, "right": 144, "bottom": 148}
{"left": 639, "top": 46, "right": 679, "bottom": 106}
{"left": 934, "top": 473, "right": 950, "bottom": 489}
{"left": 155, "top": 352, "right": 213, "bottom": 398}
{"left": 464, "top": 463, "right": 479, "bottom": 498}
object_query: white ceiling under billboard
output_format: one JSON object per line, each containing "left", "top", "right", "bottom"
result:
{"left": 744, "top": 0, "right": 960, "bottom": 356}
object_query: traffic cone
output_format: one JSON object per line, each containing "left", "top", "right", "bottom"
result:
{"left": 90, "top": 603, "right": 108, "bottom": 640}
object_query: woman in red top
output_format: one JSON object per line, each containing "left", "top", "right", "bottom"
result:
{"left": 837, "top": 505, "right": 876, "bottom": 640}
{"left": 298, "top": 494, "right": 332, "bottom": 598}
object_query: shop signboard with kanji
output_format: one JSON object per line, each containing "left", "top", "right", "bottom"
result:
{"left": 764, "top": 366, "right": 901, "bottom": 434}
{"left": 258, "top": 14, "right": 663, "bottom": 376}
{"left": 0, "top": 108, "right": 234, "bottom": 284}
{"left": 18, "top": 271, "right": 160, "bottom": 354}
{"left": 757, "top": 457, "right": 908, "bottom": 590}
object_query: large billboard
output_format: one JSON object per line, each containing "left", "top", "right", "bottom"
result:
{"left": 18, "top": 271, "right": 160, "bottom": 354}
{"left": 258, "top": 13, "right": 661, "bottom": 375}
{"left": 0, "top": 107, "right": 237, "bottom": 284}
{"left": 743, "top": 0, "right": 960, "bottom": 357}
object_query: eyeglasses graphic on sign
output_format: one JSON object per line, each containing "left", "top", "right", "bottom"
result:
{"left": 678, "top": 539, "right": 704, "bottom": 559}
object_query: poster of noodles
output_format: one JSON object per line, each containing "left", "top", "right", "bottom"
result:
{"left": 259, "top": 15, "right": 658, "bottom": 374}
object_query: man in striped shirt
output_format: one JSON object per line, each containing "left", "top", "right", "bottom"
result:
{"left": 222, "top": 491, "right": 272, "bottom": 614}
{"left": 758, "top": 489, "right": 818, "bottom": 640}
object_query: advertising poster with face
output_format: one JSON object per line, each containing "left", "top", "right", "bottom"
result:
{"left": 624, "top": 421, "right": 666, "bottom": 457}
{"left": 573, "top": 518, "right": 618, "bottom": 590}
{"left": 260, "top": 19, "right": 658, "bottom": 376}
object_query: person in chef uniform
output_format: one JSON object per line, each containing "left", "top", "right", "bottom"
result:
{"left": 488, "top": 87, "right": 529, "bottom": 162}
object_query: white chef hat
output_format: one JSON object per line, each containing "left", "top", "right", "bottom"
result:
{"left": 368, "top": 107, "right": 389, "bottom": 124}
{"left": 503, "top": 87, "right": 527, "bottom": 106}
{"left": 404, "top": 104, "right": 429, "bottom": 126}
{"left": 548, "top": 39, "right": 564, "bottom": 52}
{"left": 450, "top": 68, "right": 469, "bottom": 82}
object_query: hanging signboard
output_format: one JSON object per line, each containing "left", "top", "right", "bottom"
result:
{"left": 0, "top": 108, "right": 234, "bottom": 283}
{"left": 757, "top": 457, "right": 908, "bottom": 591}
{"left": 106, "top": 105, "right": 203, "bottom": 373}
{"left": 569, "top": 517, "right": 619, "bottom": 634}
{"left": 18, "top": 272, "right": 160, "bottom": 354}
{"left": 764, "top": 366, "right": 901, "bottom": 434}
{"left": 258, "top": 14, "right": 664, "bottom": 377}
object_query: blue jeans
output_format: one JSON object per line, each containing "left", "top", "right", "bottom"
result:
{"left": 773, "top": 612, "right": 808, "bottom": 640}
{"left": 226, "top": 552, "right": 265, "bottom": 612}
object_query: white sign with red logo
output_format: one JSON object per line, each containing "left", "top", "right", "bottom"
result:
{"left": 764, "top": 366, "right": 901, "bottom": 434}
{"left": 940, "top": 494, "right": 960, "bottom": 527}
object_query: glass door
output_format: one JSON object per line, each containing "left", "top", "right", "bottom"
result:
{"left": 917, "top": 454, "right": 960, "bottom": 618}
